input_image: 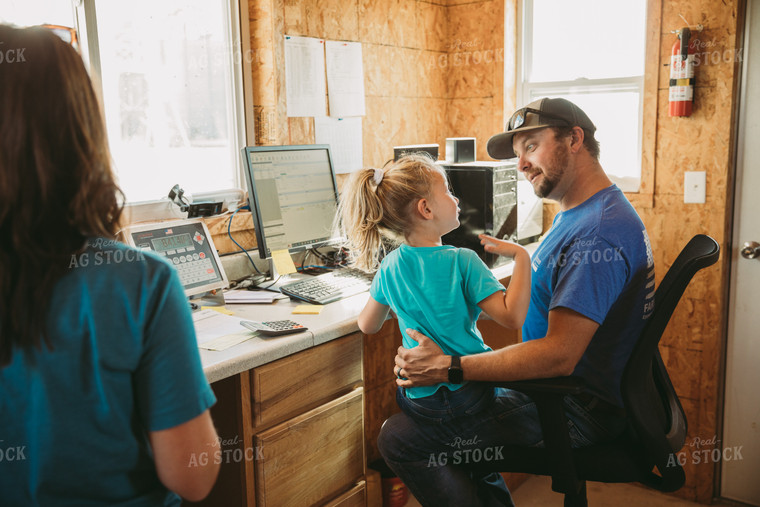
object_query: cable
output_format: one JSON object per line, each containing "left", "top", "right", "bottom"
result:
{"left": 227, "top": 205, "right": 263, "bottom": 275}
{"left": 259, "top": 275, "right": 281, "bottom": 291}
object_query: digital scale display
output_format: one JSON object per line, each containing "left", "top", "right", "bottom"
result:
{"left": 151, "top": 233, "right": 193, "bottom": 252}
{"left": 124, "top": 219, "right": 228, "bottom": 297}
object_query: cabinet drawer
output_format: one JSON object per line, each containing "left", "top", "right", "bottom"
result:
{"left": 322, "top": 481, "right": 366, "bottom": 507}
{"left": 255, "top": 388, "right": 365, "bottom": 507}
{"left": 251, "top": 333, "right": 362, "bottom": 428}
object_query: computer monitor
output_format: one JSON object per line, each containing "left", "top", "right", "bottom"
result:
{"left": 241, "top": 144, "right": 342, "bottom": 286}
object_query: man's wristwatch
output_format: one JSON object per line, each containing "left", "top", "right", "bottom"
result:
{"left": 448, "top": 355, "right": 464, "bottom": 384}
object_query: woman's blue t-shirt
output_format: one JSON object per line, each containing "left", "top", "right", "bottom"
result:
{"left": 0, "top": 239, "right": 216, "bottom": 506}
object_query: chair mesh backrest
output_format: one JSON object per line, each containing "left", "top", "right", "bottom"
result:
{"left": 621, "top": 234, "right": 719, "bottom": 490}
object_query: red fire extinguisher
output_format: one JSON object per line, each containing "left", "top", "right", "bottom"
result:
{"left": 669, "top": 27, "right": 696, "bottom": 117}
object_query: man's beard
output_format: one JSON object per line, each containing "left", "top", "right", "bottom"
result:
{"left": 532, "top": 143, "right": 569, "bottom": 198}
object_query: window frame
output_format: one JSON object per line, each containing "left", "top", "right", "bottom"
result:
{"left": 515, "top": 0, "right": 658, "bottom": 205}
{"left": 73, "top": 0, "right": 252, "bottom": 206}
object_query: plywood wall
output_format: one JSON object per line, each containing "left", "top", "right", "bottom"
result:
{"left": 636, "top": 1, "right": 741, "bottom": 501}
{"left": 248, "top": 0, "right": 512, "bottom": 172}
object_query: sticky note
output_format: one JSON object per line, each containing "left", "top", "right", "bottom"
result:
{"left": 293, "top": 305, "right": 323, "bottom": 315}
{"left": 202, "top": 306, "right": 235, "bottom": 315}
{"left": 271, "top": 249, "right": 297, "bottom": 275}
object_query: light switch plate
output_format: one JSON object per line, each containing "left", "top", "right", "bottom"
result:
{"left": 684, "top": 171, "right": 706, "bottom": 204}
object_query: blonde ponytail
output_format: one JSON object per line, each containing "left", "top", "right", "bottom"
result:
{"left": 336, "top": 154, "right": 443, "bottom": 272}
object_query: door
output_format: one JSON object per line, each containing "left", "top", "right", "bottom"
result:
{"left": 722, "top": 0, "right": 760, "bottom": 504}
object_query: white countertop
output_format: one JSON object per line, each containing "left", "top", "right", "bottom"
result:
{"left": 198, "top": 256, "right": 520, "bottom": 384}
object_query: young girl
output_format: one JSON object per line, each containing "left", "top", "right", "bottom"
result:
{"left": 337, "top": 154, "right": 531, "bottom": 421}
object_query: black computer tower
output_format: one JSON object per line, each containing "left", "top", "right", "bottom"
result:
{"left": 441, "top": 161, "right": 517, "bottom": 268}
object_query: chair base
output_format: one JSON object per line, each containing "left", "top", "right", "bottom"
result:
{"left": 564, "top": 482, "right": 587, "bottom": 507}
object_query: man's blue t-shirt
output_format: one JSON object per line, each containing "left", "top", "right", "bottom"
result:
{"left": 0, "top": 239, "right": 216, "bottom": 506}
{"left": 370, "top": 244, "right": 505, "bottom": 399}
{"left": 523, "top": 185, "right": 655, "bottom": 407}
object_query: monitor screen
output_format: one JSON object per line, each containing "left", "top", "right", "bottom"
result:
{"left": 241, "top": 145, "right": 341, "bottom": 259}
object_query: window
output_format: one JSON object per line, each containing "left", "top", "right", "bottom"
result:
{"left": 518, "top": 0, "right": 647, "bottom": 192}
{"left": 1, "top": 0, "right": 74, "bottom": 27}
{"left": 2, "top": 0, "right": 247, "bottom": 204}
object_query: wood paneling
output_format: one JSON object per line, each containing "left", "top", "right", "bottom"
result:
{"left": 641, "top": 3, "right": 741, "bottom": 500}
{"left": 249, "top": 0, "right": 508, "bottom": 168}
{"left": 363, "top": 320, "right": 403, "bottom": 463}
{"left": 364, "top": 381, "right": 400, "bottom": 464}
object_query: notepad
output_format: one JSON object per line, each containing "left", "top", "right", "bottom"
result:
{"left": 192, "top": 309, "right": 247, "bottom": 345}
{"left": 198, "top": 331, "right": 253, "bottom": 351}
{"left": 201, "top": 306, "right": 235, "bottom": 315}
{"left": 271, "top": 249, "right": 298, "bottom": 275}
{"left": 292, "top": 305, "right": 323, "bottom": 315}
{"left": 223, "top": 289, "right": 278, "bottom": 304}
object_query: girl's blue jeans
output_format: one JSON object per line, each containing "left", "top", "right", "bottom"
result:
{"left": 380, "top": 382, "right": 627, "bottom": 507}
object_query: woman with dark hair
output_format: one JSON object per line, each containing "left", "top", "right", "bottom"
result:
{"left": 0, "top": 25, "right": 220, "bottom": 505}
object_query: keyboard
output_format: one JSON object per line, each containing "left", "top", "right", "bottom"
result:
{"left": 279, "top": 268, "right": 373, "bottom": 305}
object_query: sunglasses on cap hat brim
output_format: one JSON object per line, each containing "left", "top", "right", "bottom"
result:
{"left": 487, "top": 107, "right": 573, "bottom": 160}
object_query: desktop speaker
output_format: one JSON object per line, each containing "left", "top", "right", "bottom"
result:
{"left": 445, "top": 138, "right": 476, "bottom": 163}
{"left": 393, "top": 144, "right": 439, "bottom": 161}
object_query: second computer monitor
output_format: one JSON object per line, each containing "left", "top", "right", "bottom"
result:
{"left": 241, "top": 144, "right": 341, "bottom": 259}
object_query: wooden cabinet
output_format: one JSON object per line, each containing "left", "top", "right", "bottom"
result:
{"left": 251, "top": 333, "right": 362, "bottom": 429}
{"left": 322, "top": 481, "right": 367, "bottom": 507}
{"left": 189, "top": 334, "right": 365, "bottom": 507}
{"left": 250, "top": 333, "right": 365, "bottom": 506}
{"left": 254, "top": 388, "right": 364, "bottom": 506}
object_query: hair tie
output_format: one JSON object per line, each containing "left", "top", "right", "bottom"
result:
{"left": 373, "top": 168, "right": 384, "bottom": 185}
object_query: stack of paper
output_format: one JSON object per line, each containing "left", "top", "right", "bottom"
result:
{"left": 192, "top": 309, "right": 254, "bottom": 351}
{"left": 224, "top": 289, "right": 278, "bottom": 304}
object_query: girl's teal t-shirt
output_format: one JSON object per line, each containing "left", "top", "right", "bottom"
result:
{"left": 370, "top": 244, "right": 505, "bottom": 399}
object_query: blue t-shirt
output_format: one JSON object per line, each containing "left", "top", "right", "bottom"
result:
{"left": 0, "top": 239, "right": 216, "bottom": 506}
{"left": 524, "top": 185, "right": 655, "bottom": 407}
{"left": 370, "top": 244, "right": 506, "bottom": 399}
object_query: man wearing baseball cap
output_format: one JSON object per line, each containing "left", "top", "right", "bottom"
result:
{"left": 379, "top": 98, "right": 655, "bottom": 506}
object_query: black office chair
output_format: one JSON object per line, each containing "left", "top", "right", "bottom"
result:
{"left": 469, "top": 234, "right": 720, "bottom": 507}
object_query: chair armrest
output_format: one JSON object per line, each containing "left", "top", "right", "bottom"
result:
{"left": 487, "top": 375, "right": 586, "bottom": 396}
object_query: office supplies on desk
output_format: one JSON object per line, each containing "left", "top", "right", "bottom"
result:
{"left": 192, "top": 309, "right": 249, "bottom": 345}
{"left": 240, "top": 319, "right": 308, "bottom": 336}
{"left": 223, "top": 289, "right": 278, "bottom": 304}
{"left": 279, "top": 267, "right": 372, "bottom": 305}
{"left": 292, "top": 305, "right": 323, "bottom": 315}
{"left": 271, "top": 249, "right": 298, "bottom": 275}
{"left": 198, "top": 331, "right": 253, "bottom": 351}
{"left": 202, "top": 306, "right": 235, "bottom": 315}
{"left": 124, "top": 218, "right": 229, "bottom": 297}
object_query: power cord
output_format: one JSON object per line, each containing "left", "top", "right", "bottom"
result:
{"left": 227, "top": 205, "right": 263, "bottom": 275}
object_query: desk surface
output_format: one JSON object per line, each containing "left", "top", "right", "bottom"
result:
{"left": 198, "top": 257, "right": 519, "bottom": 384}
